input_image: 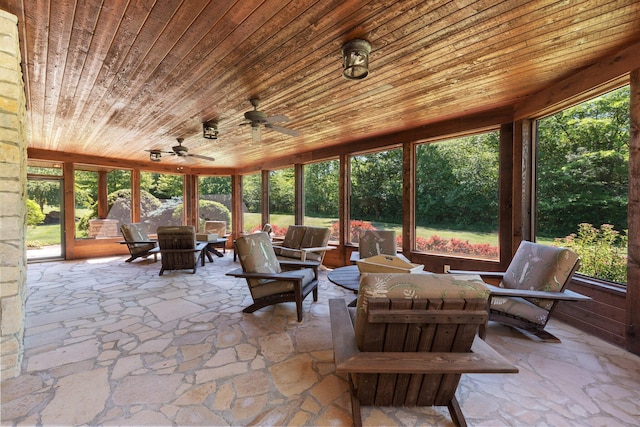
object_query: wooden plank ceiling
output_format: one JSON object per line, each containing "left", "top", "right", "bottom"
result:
{"left": 2, "top": 0, "right": 640, "bottom": 170}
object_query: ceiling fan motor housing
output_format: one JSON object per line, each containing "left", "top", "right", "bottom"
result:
{"left": 244, "top": 110, "right": 267, "bottom": 124}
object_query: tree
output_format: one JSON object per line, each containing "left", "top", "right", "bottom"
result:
{"left": 27, "top": 180, "right": 60, "bottom": 211}
{"left": 537, "top": 86, "right": 629, "bottom": 237}
{"left": 305, "top": 160, "right": 339, "bottom": 217}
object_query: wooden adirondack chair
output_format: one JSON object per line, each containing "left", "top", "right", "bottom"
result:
{"left": 157, "top": 226, "right": 206, "bottom": 276}
{"left": 330, "top": 273, "right": 518, "bottom": 427}
{"left": 450, "top": 240, "right": 590, "bottom": 342}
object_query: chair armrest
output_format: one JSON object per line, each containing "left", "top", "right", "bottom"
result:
{"left": 278, "top": 260, "right": 320, "bottom": 269}
{"left": 225, "top": 267, "right": 305, "bottom": 281}
{"left": 329, "top": 299, "right": 517, "bottom": 375}
{"left": 118, "top": 240, "right": 157, "bottom": 245}
{"left": 329, "top": 299, "right": 360, "bottom": 367}
{"left": 485, "top": 283, "right": 591, "bottom": 301}
{"left": 448, "top": 269, "right": 505, "bottom": 280}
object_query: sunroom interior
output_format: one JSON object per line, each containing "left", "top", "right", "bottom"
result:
{"left": 1, "top": 0, "right": 640, "bottom": 424}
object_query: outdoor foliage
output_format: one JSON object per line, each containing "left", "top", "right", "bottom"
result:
{"left": 26, "top": 199, "right": 45, "bottom": 226}
{"left": 415, "top": 132, "right": 499, "bottom": 230}
{"left": 350, "top": 150, "right": 403, "bottom": 224}
{"left": 415, "top": 235, "right": 498, "bottom": 258}
{"left": 305, "top": 160, "right": 339, "bottom": 218}
{"left": 537, "top": 86, "right": 629, "bottom": 237}
{"left": 328, "top": 220, "right": 378, "bottom": 242}
{"left": 555, "top": 223, "right": 627, "bottom": 284}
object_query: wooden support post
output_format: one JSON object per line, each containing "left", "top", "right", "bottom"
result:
{"left": 262, "top": 170, "right": 270, "bottom": 228}
{"left": 402, "top": 141, "right": 414, "bottom": 259}
{"left": 231, "top": 174, "right": 243, "bottom": 238}
{"left": 295, "top": 163, "right": 304, "bottom": 224}
{"left": 131, "top": 169, "right": 141, "bottom": 222}
{"left": 340, "top": 154, "right": 350, "bottom": 248}
{"left": 627, "top": 69, "right": 640, "bottom": 355}
{"left": 97, "top": 171, "right": 108, "bottom": 219}
{"left": 499, "top": 122, "right": 515, "bottom": 265}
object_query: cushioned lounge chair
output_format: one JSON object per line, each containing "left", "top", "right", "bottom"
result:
{"left": 330, "top": 273, "right": 518, "bottom": 427}
{"left": 227, "top": 231, "right": 319, "bottom": 322}
{"left": 119, "top": 223, "right": 158, "bottom": 263}
{"left": 450, "top": 240, "right": 590, "bottom": 342}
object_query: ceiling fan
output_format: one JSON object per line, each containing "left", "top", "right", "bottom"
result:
{"left": 146, "top": 138, "right": 215, "bottom": 162}
{"left": 240, "top": 98, "right": 300, "bottom": 144}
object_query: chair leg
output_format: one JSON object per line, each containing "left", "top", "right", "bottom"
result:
{"left": 348, "top": 375, "right": 363, "bottom": 427}
{"left": 447, "top": 396, "right": 467, "bottom": 427}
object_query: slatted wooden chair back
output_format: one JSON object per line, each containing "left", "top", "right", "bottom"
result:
{"left": 157, "top": 226, "right": 201, "bottom": 275}
{"left": 357, "top": 295, "right": 487, "bottom": 408}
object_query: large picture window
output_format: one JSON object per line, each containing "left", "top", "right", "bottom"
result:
{"left": 140, "top": 172, "right": 184, "bottom": 234}
{"left": 269, "top": 167, "right": 295, "bottom": 233}
{"left": 415, "top": 132, "right": 499, "bottom": 260}
{"left": 304, "top": 159, "right": 339, "bottom": 242}
{"left": 242, "top": 173, "right": 262, "bottom": 233}
{"left": 350, "top": 149, "right": 402, "bottom": 248}
{"left": 536, "top": 86, "right": 629, "bottom": 284}
{"left": 198, "top": 176, "right": 232, "bottom": 232}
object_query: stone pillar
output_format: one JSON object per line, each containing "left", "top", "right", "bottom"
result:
{"left": 0, "top": 9, "right": 27, "bottom": 380}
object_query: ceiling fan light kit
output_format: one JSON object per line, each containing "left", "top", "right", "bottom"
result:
{"left": 203, "top": 121, "right": 218, "bottom": 139}
{"left": 145, "top": 138, "right": 215, "bottom": 163}
{"left": 342, "top": 39, "right": 371, "bottom": 80}
{"left": 240, "top": 98, "right": 300, "bottom": 143}
{"left": 149, "top": 150, "right": 161, "bottom": 162}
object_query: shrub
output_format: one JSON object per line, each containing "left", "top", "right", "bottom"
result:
{"left": 555, "top": 223, "right": 627, "bottom": 284}
{"left": 415, "top": 235, "right": 498, "bottom": 258}
{"left": 329, "top": 220, "right": 377, "bottom": 242}
{"left": 26, "top": 199, "right": 45, "bottom": 226}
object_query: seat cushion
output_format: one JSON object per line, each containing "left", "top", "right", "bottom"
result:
{"left": 354, "top": 273, "right": 489, "bottom": 349}
{"left": 249, "top": 268, "right": 316, "bottom": 299}
{"left": 298, "top": 226, "right": 330, "bottom": 262}
{"left": 236, "top": 232, "right": 281, "bottom": 286}
{"left": 490, "top": 296, "right": 550, "bottom": 326}
{"left": 120, "top": 223, "right": 155, "bottom": 255}
{"left": 204, "top": 220, "right": 226, "bottom": 236}
{"left": 359, "top": 230, "right": 397, "bottom": 258}
{"left": 280, "top": 225, "right": 307, "bottom": 250}
{"left": 502, "top": 241, "right": 579, "bottom": 310}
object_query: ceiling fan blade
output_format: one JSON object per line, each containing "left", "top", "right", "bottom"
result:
{"left": 188, "top": 153, "right": 216, "bottom": 162}
{"left": 266, "top": 123, "right": 300, "bottom": 137}
{"left": 251, "top": 125, "right": 261, "bottom": 144}
{"left": 264, "top": 114, "right": 289, "bottom": 123}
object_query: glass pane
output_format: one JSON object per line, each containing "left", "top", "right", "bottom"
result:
{"left": 242, "top": 173, "right": 262, "bottom": 233}
{"left": 269, "top": 167, "right": 294, "bottom": 234}
{"left": 140, "top": 172, "right": 184, "bottom": 235}
{"left": 349, "top": 149, "right": 402, "bottom": 248}
{"left": 198, "top": 176, "right": 232, "bottom": 232}
{"left": 74, "top": 169, "right": 98, "bottom": 239}
{"left": 26, "top": 178, "right": 63, "bottom": 260}
{"left": 537, "top": 86, "right": 629, "bottom": 284}
{"left": 27, "top": 160, "right": 62, "bottom": 176}
{"left": 106, "top": 169, "right": 132, "bottom": 230}
{"left": 304, "top": 159, "right": 339, "bottom": 242}
{"left": 415, "top": 132, "right": 499, "bottom": 260}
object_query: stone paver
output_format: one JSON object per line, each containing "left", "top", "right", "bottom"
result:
{"left": 2, "top": 253, "right": 640, "bottom": 426}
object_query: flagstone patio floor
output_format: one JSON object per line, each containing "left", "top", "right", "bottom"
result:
{"left": 2, "top": 252, "right": 640, "bottom": 426}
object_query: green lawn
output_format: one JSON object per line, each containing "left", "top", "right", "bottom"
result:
{"left": 26, "top": 224, "right": 61, "bottom": 246}
{"left": 243, "top": 212, "right": 499, "bottom": 245}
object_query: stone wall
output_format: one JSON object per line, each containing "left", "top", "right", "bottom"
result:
{"left": 0, "top": 9, "right": 27, "bottom": 381}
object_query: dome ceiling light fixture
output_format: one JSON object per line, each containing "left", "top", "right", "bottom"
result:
{"left": 203, "top": 121, "right": 218, "bottom": 139}
{"left": 342, "top": 38, "right": 371, "bottom": 80}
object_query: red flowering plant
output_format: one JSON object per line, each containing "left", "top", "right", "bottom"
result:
{"left": 415, "top": 234, "right": 498, "bottom": 258}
